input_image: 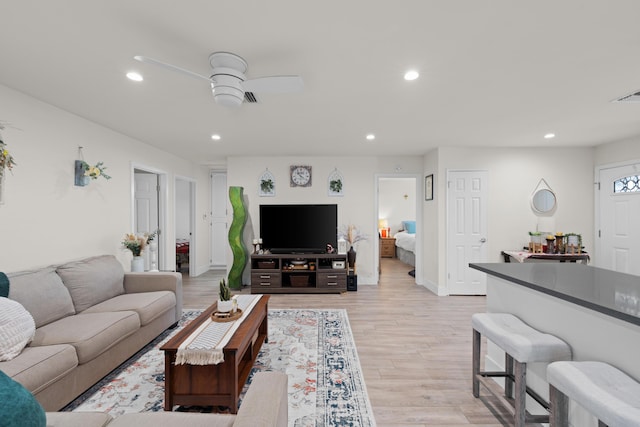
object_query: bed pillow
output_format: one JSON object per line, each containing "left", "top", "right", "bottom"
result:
{"left": 403, "top": 221, "right": 416, "bottom": 234}
{"left": 0, "top": 370, "right": 46, "bottom": 427}
{"left": 0, "top": 297, "right": 36, "bottom": 362}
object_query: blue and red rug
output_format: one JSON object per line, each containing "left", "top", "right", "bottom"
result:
{"left": 66, "top": 309, "right": 376, "bottom": 427}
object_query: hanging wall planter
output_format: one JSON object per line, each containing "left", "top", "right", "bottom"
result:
{"left": 228, "top": 186, "right": 248, "bottom": 289}
{"left": 0, "top": 123, "right": 17, "bottom": 204}
{"left": 74, "top": 146, "right": 111, "bottom": 186}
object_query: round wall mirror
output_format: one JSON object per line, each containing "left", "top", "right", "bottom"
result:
{"left": 531, "top": 188, "right": 556, "bottom": 214}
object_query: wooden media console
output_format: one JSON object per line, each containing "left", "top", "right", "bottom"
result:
{"left": 251, "top": 253, "right": 348, "bottom": 294}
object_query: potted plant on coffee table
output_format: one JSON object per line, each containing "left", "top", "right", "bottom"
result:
{"left": 218, "top": 279, "right": 233, "bottom": 312}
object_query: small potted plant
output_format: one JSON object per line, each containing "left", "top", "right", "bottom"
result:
{"left": 260, "top": 178, "right": 274, "bottom": 193}
{"left": 218, "top": 278, "right": 233, "bottom": 312}
{"left": 330, "top": 178, "right": 342, "bottom": 193}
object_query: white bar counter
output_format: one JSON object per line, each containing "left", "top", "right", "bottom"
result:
{"left": 470, "top": 263, "right": 640, "bottom": 427}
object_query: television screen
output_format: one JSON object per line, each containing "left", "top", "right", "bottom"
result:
{"left": 259, "top": 204, "right": 338, "bottom": 254}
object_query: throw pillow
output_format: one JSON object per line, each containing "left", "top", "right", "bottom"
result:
{"left": 0, "top": 370, "right": 46, "bottom": 427}
{"left": 0, "top": 272, "right": 8, "bottom": 297}
{"left": 0, "top": 297, "right": 36, "bottom": 361}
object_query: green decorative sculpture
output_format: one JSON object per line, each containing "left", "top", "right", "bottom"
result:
{"left": 228, "top": 186, "right": 247, "bottom": 289}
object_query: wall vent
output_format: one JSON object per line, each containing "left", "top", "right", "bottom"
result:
{"left": 244, "top": 91, "right": 259, "bottom": 103}
{"left": 613, "top": 90, "right": 640, "bottom": 103}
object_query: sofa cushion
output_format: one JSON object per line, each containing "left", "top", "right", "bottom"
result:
{"left": 56, "top": 255, "right": 125, "bottom": 313}
{"left": 0, "top": 297, "right": 36, "bottom": 361}
{"left": 83, "top": 291, "right": 176, "bottom": 326}
{"left": 0, "top": 370, "right": 46, "bottom": 427}
{"left": 0, "top": 344, "right": 77, "bottom": 394}
{"left": 108, "top": 412, "right": 236, "bottom": 427}
{"left": 31, "top": 311, "right": 139, "bottom": 364}
{"left": 46, "top": 411, "right": 113, "bottom": 427}
{"left": 7, "top": 267, "right": 76, "bottom": 328}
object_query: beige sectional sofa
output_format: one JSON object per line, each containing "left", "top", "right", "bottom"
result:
{"left": 44, "top": 371, "right": 289, "bottom": 427}
{"left": 0, "top": 255, "right": 182, "bottom": 411}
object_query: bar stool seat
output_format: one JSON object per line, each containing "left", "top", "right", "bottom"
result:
{"left": 472, "top": 313, "right": 572, "bottom": 427}
{"left": 548, "top": 361, "right": 640, "bottom": 427}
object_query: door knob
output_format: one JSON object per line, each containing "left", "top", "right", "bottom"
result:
{"left": 479, "top": 238, "right": 487, "bottom": 243}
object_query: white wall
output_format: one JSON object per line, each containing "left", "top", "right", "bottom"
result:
{"left": 0, "top": 84, "right": 211, "bottom": 273}
{"left": 425, "top": 146, "right": 594, "bottom": 295}
{"left": 227, "top": 155, "right": 423, "bottom": 285}
{"left": 378, "top": 178, "right": 416, "bottom": 234}
{"left": 594, "top": 136, "right": 640, "bottom": 166}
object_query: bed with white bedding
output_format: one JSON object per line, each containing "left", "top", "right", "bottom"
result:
{"left": 394, "top": 230, "right": 416, "bottom": 266}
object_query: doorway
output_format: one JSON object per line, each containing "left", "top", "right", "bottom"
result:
{"left": 446, "top": 170, "right": 488, "bottom": 295}
{"left": 175, "top": 177, "right": 196, "bottom": 276}
{"left": 133, "top": 166, "right": 167, "bottom": 271}
{"left": 596, "top": 161, "right": 640, "bottom": 275}
{"left": 376, "top": 175, "right": 420, "bottom": 283}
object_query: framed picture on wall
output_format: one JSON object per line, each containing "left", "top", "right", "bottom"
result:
{"left": 425, "top": 174, "right": 433, "bottom": 201}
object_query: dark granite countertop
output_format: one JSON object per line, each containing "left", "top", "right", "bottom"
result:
{"left": 470, "top": 263, "right": 640, "bottom": 326}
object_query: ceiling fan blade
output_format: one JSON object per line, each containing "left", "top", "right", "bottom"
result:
{"left": 133, "top": 55, "right": 212, "bottom": 82}
{"left": 241, "top": 76, "right": 304, "bottom": 93}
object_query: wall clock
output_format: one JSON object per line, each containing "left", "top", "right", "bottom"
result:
{"left": 290, "top": 165, "right": 312, "bottom": 187}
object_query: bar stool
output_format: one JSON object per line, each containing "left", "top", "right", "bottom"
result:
{"left": 547, "top": 361, "right": 640, "bottom": 427}
{"left": 472, "top": 313, "right": 572, "bottom": 426}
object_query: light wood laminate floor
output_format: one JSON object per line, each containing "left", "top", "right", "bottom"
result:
{"left": 182, "top": 258, "right": 516, "bottom": 426}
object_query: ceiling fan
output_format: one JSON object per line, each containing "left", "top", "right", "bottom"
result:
{"left": 134, "top": 52, "right": 304, "bottom": 108}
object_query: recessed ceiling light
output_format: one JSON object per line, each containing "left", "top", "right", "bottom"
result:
{"left": 544, "top": 133, "right": 556, "bottom": 139}
{"left": 126, "top": 71, "right": 143, "bottom": 82}
{"left": 366, "top": 134, "right": 375, "bottom": 141}
{"left": 404, "top": 70, "right": 419, "bottom": 81}
{"left": 211, "top": 134, "right": 221, "bottom": 141}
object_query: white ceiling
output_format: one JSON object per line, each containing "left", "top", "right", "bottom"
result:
{"left": 1, "top": 1, "right": 640, "bottom": 165}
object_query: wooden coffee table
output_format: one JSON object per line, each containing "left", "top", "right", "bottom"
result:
{"left": 160, "top": 295, "right": 269, "bottom": 413}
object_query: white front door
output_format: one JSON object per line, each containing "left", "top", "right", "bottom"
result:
{"left": 446, "top": 170, "right": 488, "bottom": 295}
{"left": 134, "top": 171, "right": 159, "bottom": 270}
{"left": 597, "top": 163, "right": 640, "bottom": 275}
{"left": 210, "top": 172, "right": 227, "bottom": 268}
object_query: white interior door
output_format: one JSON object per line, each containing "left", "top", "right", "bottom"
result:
{"left": 446, "top": 170, "right": 488, "bottom": 295}
{"left": 134, "top": 171, "right": 159, "bottom": 270}
{"left": 210, "top": 172, "right": 227, "bottom": 268}
{"left": 597, "top": 163, "right": 640, "bottom": 275}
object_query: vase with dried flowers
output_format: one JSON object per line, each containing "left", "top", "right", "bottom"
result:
{"left": 338, "top": 224, "right": 368, "bottom": 272}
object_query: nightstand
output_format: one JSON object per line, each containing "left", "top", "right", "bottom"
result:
{"left": 380, "top": 237, "right": 396, "bottom": 258}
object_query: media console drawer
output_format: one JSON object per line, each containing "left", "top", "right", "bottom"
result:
{"left": 251, "top": 272, "right": 282, "bottom": 288}
{"left": 316, "top": 272, "right": 347, "bottom": 288}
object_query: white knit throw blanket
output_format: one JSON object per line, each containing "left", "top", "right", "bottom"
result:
{"left": 175, "top": 294, "right": 261, "bottom": 365}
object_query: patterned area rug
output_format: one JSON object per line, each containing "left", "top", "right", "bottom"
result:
{"left": 65, "top": 309, "right": 376, "bottom": 427}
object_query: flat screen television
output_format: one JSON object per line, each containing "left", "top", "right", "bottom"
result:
{"left": 259, "top": 204, "right": 337, "bottom": 254}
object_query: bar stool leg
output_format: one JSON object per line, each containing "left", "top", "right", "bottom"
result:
{"left": 472, "top": 329, "right": 480, "bottom": 397}
{"left": 505, "top": 353, "right": 514, "bottom": 399}
{"left": 549, "top": 384, "right": 568, "bottom": 427}
{"left": 514, "top": 360, "right": 527, "bottom": 427}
